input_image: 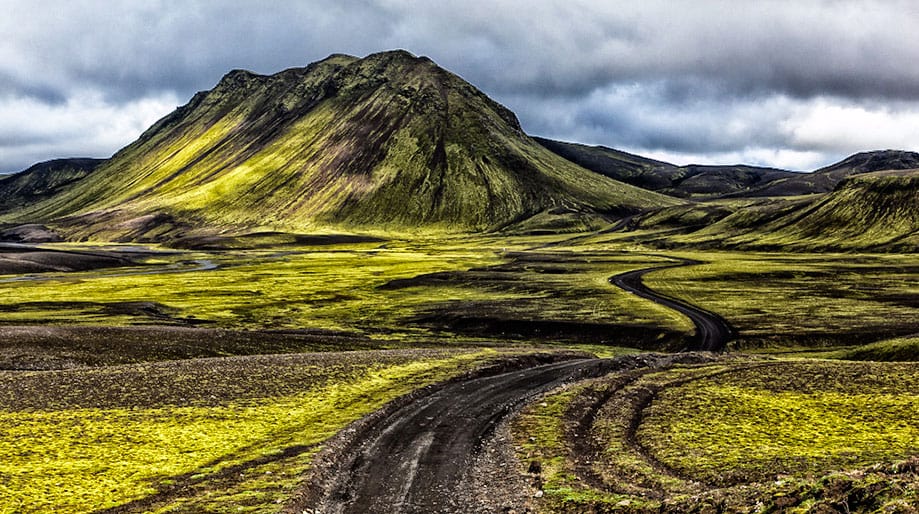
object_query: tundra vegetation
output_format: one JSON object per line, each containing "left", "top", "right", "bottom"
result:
{"left": 514, "top": 357, "right": 919, "bottom": 512}
{"left": 0, "top": 50, "right": 915, "bottom": 512}
{"left": 0, "top": 348, "right": 507, "bottom": 512}
{"left": 0, "top": 235, "right": 916, "bottom": 511}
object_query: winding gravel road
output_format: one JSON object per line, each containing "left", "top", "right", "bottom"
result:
{"left": 609, "top": 258, "right": 735, "bottom": 351}
{"left": 296, "top": 256, "right": 733, "bottom": 513}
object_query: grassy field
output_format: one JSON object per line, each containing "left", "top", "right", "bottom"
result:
{"left": 0, "top": 237, "right": 696, "bottom": 362}
{"left": 1, "top": 235, "right": 917, "bottom": 512}
{"left": 0, "top": 239, "right": 504, "bottom": 331}
{"left": 1, "top": 238, "right": 916, "bottom": 362}
{"left": 640, "top": 361, "right": 919, "bottom": 484}
{"left": 514, "top": 357, "right": 919, "bottom": 512}
{"left": 0, "top": 348, "right": 509, "bottom": 512}
{"left": 637, "top": 250, "right": 918, "bottom": 350}
{"left": 809, "top": 334, "right": 919, "bottom": 361}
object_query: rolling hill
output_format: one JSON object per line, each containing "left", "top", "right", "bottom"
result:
{"left": 535, "top": 137, "right": 801, "bottom": 198}
{"left": 744, "top": 149, "right": 919, "bottom": 197}
{"left": 674, "top": 169, "right": 919, "bottom": 251}
{"left": 537, "top": 137, "right": 919, "bottom": 199}
{"left": 0, "top": 158, "right": 104, "bottom": 213}
{"left": 0, "top": 51, "right": 679, "bottom": 241}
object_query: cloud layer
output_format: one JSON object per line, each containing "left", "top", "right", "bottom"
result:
{"left": 2, "top": 0, "right": 918, "bottom": 172}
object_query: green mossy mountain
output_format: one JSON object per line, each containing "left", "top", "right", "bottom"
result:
{"left": 674, "top": 169, "right": 919, "bottom": 251}
{"left": 2, "top": 51, "right": 679, "bottom": 240}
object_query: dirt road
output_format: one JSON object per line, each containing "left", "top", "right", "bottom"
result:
{"left": 295, "top": 257, "right": 734, "bottom": 513}
{"left": 609, "top": 259, "right": 735, "bottom": 351}
{"left": 296, "top": 357, "right": 618, "bottom": 513}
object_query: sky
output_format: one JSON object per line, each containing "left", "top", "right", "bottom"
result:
{"left": 3, "top": 0, "right": 919, "bottom": 173}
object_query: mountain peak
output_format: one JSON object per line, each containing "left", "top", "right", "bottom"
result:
{"left": 364, "top": 48, "right": 423, "bottom": 61}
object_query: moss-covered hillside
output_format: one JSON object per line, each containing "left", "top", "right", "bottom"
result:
{"left": 678, "top": 169, "right": 919, "bottom": 251}
{"left": 2, "top": 51, "right": 679, "bottom": 240}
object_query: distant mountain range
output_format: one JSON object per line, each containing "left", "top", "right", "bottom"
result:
{"left": 535, "top": 137, "right": 919, "bottom": 199}
{"left": 0, "top": 50, "right": 916, "bottom": 250}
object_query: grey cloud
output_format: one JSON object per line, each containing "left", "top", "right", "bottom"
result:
{"left": 3, "top": 0, "right": 919, "bottom": 172}
{"left": 0, "top": 0, "right": 395, "bottom": 103}
{"left": 11, "top": 0, "right": 919, "bottom": 105}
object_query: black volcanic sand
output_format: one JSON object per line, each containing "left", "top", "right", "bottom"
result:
{"left": 0, "top": 325, "right": 390, "bottom": 370}
{"left": 0, "top": 347, "right": 480, "bottom": 410}
{"left": 168, "top": 232, "right": 385, "bottom": 250}
{"left": 0, "top": 243, "right": 135, "bottom": 274}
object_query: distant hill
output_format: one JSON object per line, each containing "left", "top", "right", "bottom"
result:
{"left": 816, "top": 150, "right": 919, "bottom": 177}
{"left": 535, "top": 137, "right": 799, "bottom": 198}
{"left": 673, "top": 169, "right": 919, "bottom": 251}
{"left": 743, "top": 150, "right": 919, "bottom": 197}
{"left": 1, "top": 51, "right": 679, "bottom": 241}
{"left": 0, "top": 158, "right": 104, "bottom": 213}
{"left": 537, "top": 138, "right": 919, "bottom": 199}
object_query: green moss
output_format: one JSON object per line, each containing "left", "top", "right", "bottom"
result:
{"left": 673, "top": 170, "right": 919, "bottom": 252}
{"left": 0, "top": 240, "right": 505, "bottom": 332}
{"left": 514, "top": 387, "right": 596, "bottom": 501}
{"left": 640, "top": 250, "right": 918, "bottom": 350}
{"left": 0, "top": 239, "right": 692, "bottom": 350}
{"left": 835, "top": 334, "right": 919, "bottom": 361}
{"left": 0, "top": 349, "right": 498, "bottom": 512}
{"left": 638, "top": 361, "right": 919, "bottom": 485}
{"left": 513, "top": 359, "right": 919, "bottom": 512}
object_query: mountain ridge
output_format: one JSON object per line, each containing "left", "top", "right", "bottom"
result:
{"left": 536, "top": 137, "right": 919, "bottom": 199}
{"left": 0, "top": 158, "right": 104, "bottom": 212}
{"left": 0, "top": 51, "right": 914, "bottom": 250}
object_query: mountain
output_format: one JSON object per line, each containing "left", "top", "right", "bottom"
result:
{"left": 743, "top": 150, "right": 919, "bottom": 197}
{"left": 673, "top": 169, "right": 919, "bottom": 251}
{"left": 532, "top": 137, "right": 674, "bottom": 190}
{"left": 537, "top": 138, "right": 919, "bottom": 199}
{"left": 0, "top": 158, "right": 104, "bottom": 214}
{"left": 535, "top": 137, "right": 799, "bottom": 198}
{"left": 1, "top": 51, "right": 680, "bottom": 241}
{"left": 815, "top": 150, "right": 919, "bottom": 177}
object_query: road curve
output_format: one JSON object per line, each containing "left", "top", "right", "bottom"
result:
{"left": 294, "top": 256, "right": 734, "bottom": 513}
{"left": 609, "top": 258, "right": 735, "bottom": 351}
{"left": 298, "top": 358, "right": 618, "bottom": 513}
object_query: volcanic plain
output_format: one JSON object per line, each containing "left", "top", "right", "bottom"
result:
{"left": 0, "top": 50, "right": 916, "bottom": 513}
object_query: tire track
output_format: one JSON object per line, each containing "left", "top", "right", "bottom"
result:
{"left": 294, "top": 357, "right": 620, "bottom": 513}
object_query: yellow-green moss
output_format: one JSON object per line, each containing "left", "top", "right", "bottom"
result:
{"left": 638, "top": 361, "right": 919, "bottom": 485}
{"left": 0, "top": 350, "right": 496, "bottom": 512}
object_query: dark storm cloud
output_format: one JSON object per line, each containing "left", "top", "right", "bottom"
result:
{"left": 392, "top": 0, "right": 919, "bottom": 102}
{"left": 0, "top": 0, "right": 396, "bottom": 103}
{"left": 2, "top": 0, "right": 919, "bottom": 173}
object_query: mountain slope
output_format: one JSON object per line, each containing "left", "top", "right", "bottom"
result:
{"left": 535, "top": 138, "right": 799, "bottom": 198}
{"left": 538, "top": 138, "right": 919, "bottom": 200}
{"left": 3, "top": 51, "right": 680, "bottom": 240}
{"left": 676, "top": 169, "right": 919, "bottom": 251}
{"left": 0, "top": 158, "right": 104, "bottom": 214}
{"left": 746, "top": 150, "right": 919, "bottom": 197}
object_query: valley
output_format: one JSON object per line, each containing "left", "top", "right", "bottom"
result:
{"left": 0, "top": 234, "right": 915, "bottom": 512}
{"left": 0, "top": 49, "right": 915, "bottom": 513}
